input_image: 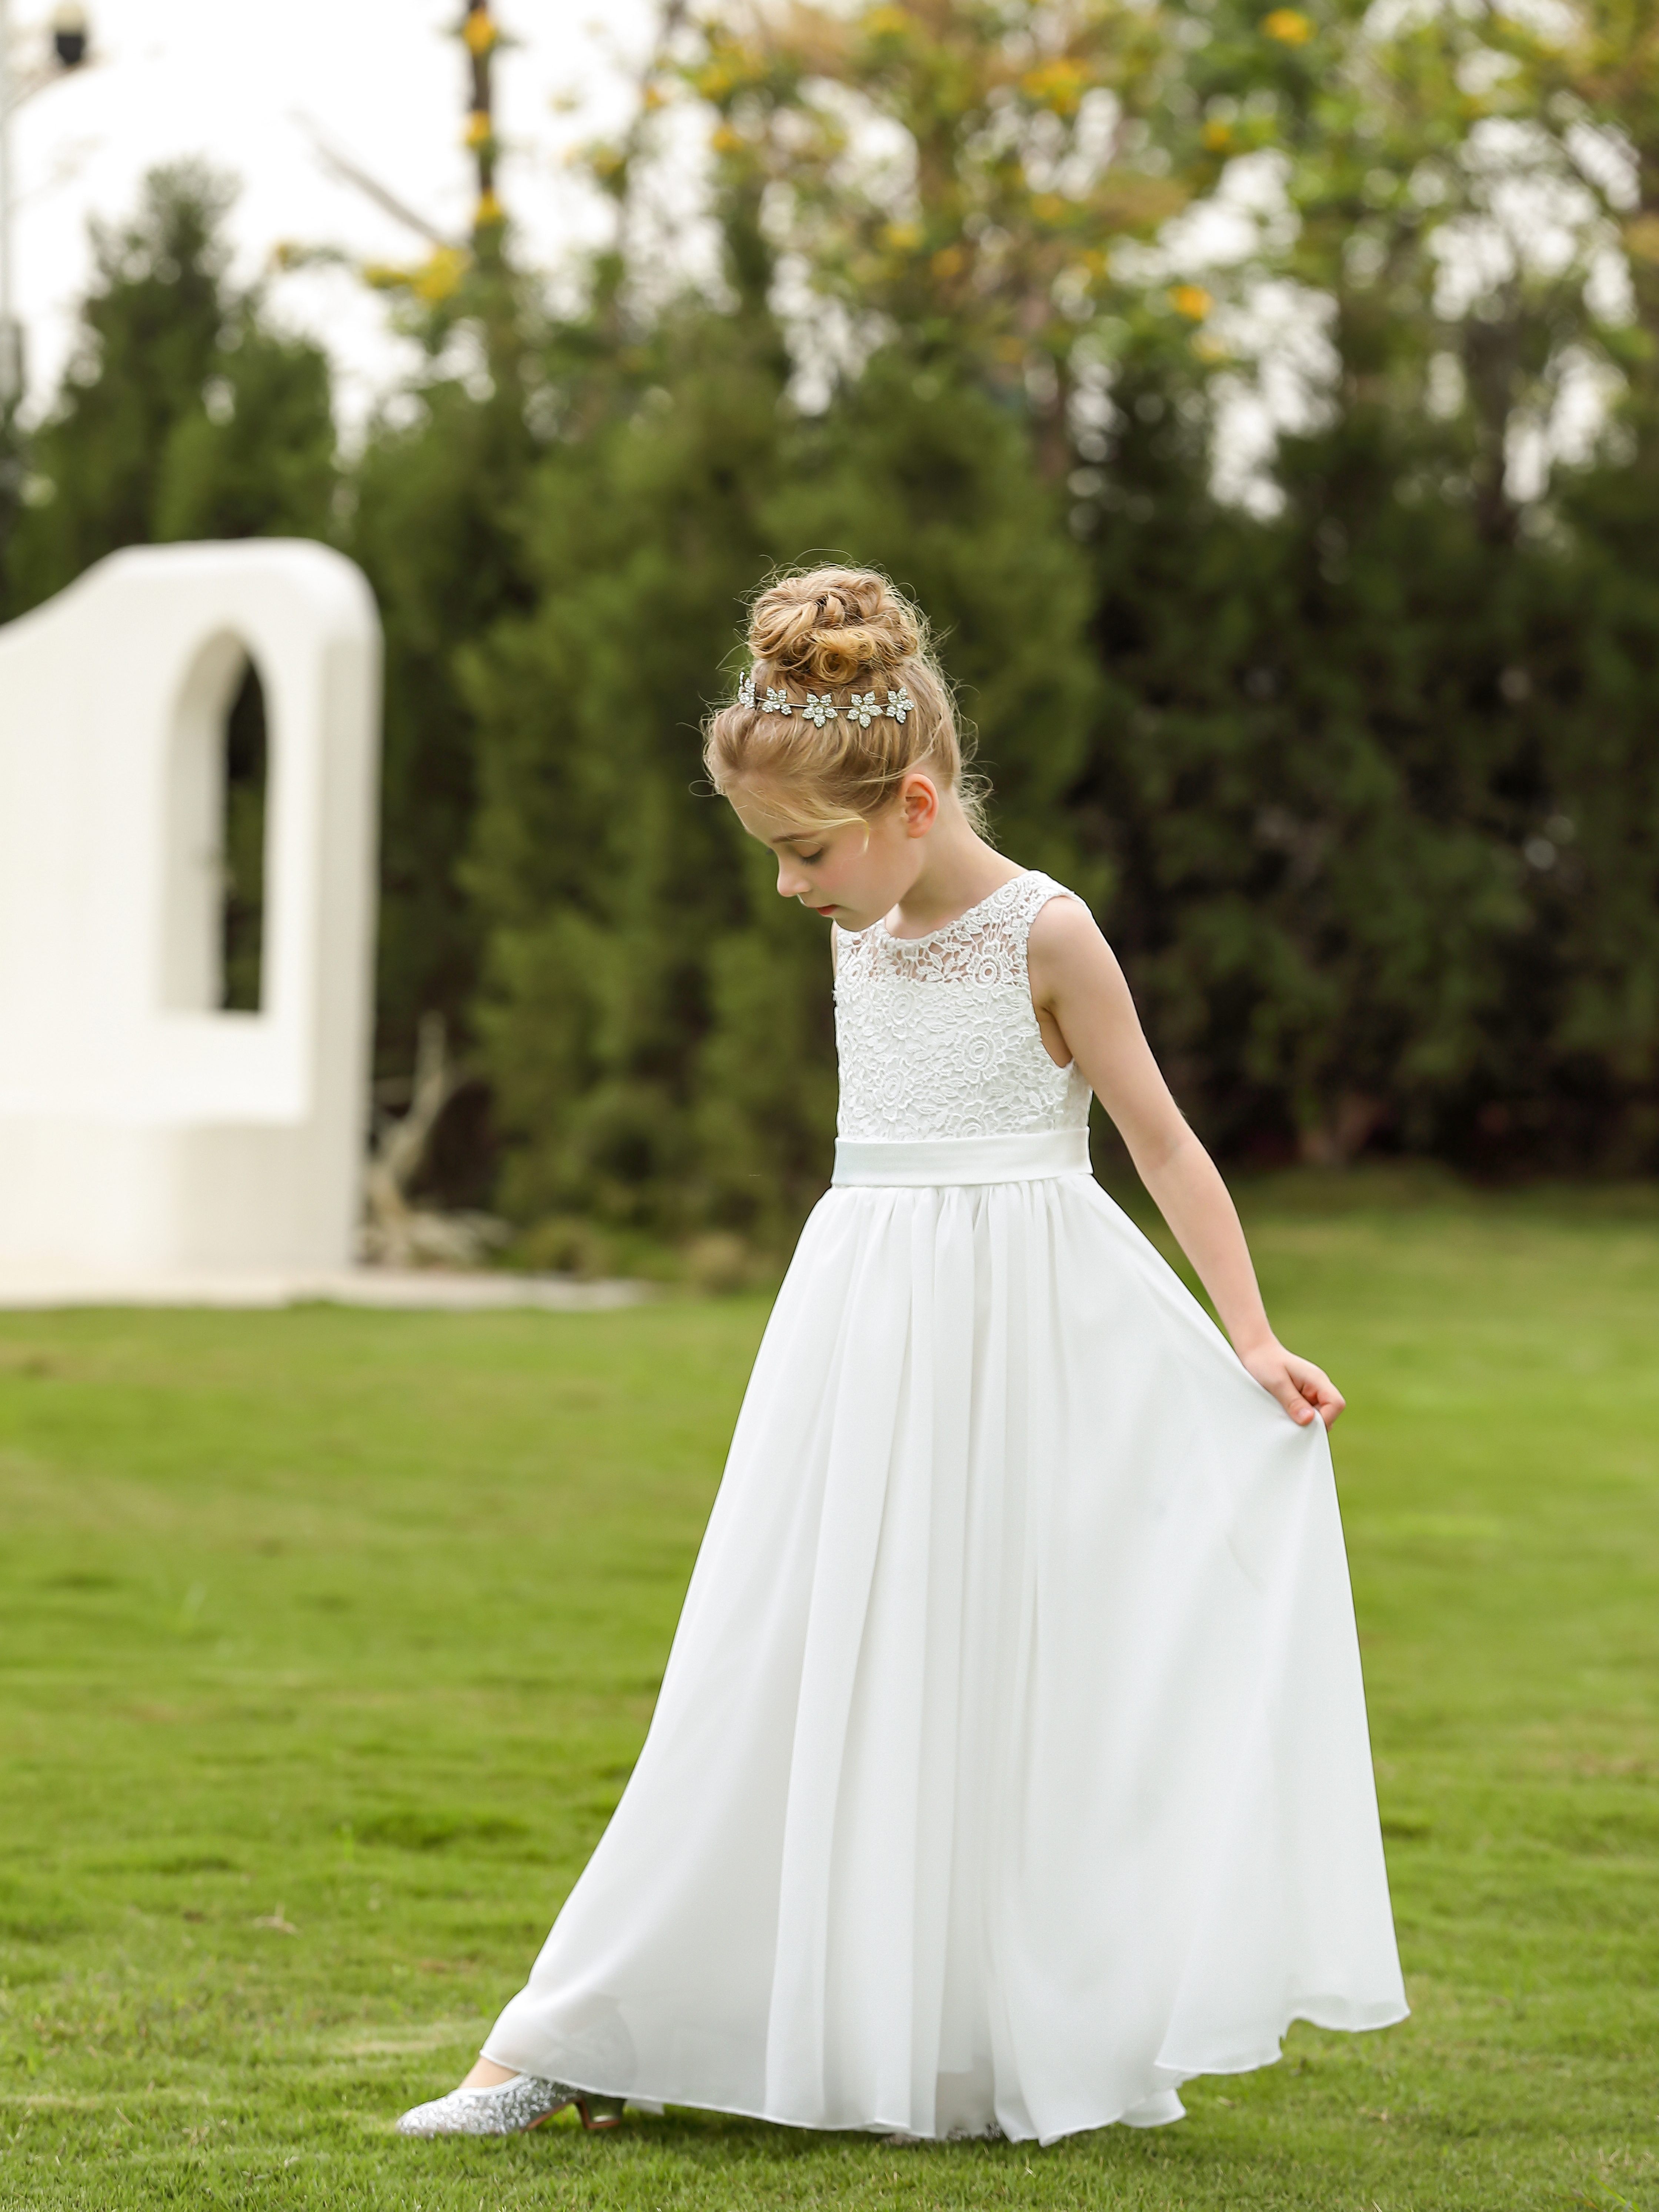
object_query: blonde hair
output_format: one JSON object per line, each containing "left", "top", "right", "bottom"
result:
{"left": 703, "top": 565, "right": 987, "bottom": 834}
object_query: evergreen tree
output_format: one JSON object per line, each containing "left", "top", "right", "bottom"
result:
{"left": 460, "top": 324, "right": 1103, "bottom": 1242}
{"left": 11, "top": 5, "right": 1659, "bottom": 1198}
{"left": 348, "top": 368, "right": 538, "bottom": 1087}
{"left": 4, "top": 164, "right": 228, "bottom": 610}
{"left": 768, "top": 354, "right": 1101, "bottom": 872}
{"left": 155, "top": 315, "right": 336, "bottom": 546}
{"left": 0, "top": 163, "right": 336, "bottom": 1034}
{"left": 462, "top": 304, "right": 790, "bottom": 1237}
{"left": 1497, "top": 433, "right": 1659, "bottom": 1170}
{"left": 692, "top": 352, "right": 1104, "bottom": 1237}
{"left": 3, "top": 163, "right": 335, "bottom": 614}
{"left": 1076, "top": 368, "right": 1532, "bottom": 1164}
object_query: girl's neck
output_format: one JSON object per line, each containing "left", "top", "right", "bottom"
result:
{"left": 884, "top": 816, "right": 1024, "bottom": 942}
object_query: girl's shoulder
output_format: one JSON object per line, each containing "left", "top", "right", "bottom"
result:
{"left": 1017, "top": 872, "right": 1096, "bottom": 948}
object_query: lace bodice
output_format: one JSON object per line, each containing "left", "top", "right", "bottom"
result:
{"left": 833, "top": 871, "right": 1093, "bottom": 1142}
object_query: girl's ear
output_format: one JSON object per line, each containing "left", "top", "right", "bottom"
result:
{"left": 899, "top": 771, "right": 941, "bottom": 838}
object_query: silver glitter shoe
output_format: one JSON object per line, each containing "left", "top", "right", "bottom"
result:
{"left": 394, "top": 2073, "right": 625, "bottom": 2137}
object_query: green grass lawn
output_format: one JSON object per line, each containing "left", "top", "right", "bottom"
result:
{"left": 1, "top": 1180, "right": 1656, "bottom": 2210}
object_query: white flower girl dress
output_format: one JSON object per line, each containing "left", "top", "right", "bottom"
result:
{"left": 478, "top": 870, "right": 1406, "bottom": 2143}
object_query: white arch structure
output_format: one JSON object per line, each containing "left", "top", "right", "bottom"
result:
{"left": 0, "top": 541, "right": 382, "bottom": 1280}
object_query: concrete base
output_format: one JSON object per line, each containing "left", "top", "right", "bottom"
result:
{"left": 0, "top": 1268, "right": 651, "bottom": 1313}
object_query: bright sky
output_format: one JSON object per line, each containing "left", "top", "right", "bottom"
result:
{"left": 5, "top": 0, "right": 654, "bottom": 428}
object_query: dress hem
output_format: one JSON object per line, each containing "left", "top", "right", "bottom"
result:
{"left": 480, "top": 1995, "right": 1411, "bottom": 2147}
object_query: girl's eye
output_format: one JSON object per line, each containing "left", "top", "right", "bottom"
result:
{"left": 795, "top": 848, "right": 824, "bottom": 864}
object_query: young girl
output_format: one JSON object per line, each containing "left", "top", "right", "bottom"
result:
{"left": 398, "top": 567, "right": 1406, "bottom": 2147}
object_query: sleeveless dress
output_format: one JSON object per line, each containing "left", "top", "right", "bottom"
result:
{"left": 483, "top": 870, "right": 1407, "bottom": 2143}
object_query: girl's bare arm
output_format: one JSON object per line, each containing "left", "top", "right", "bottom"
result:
{"left": 1027, "top": 898, "right": 1343, "bottom": 1429}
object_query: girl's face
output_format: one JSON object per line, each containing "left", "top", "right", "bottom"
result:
{"left": 728, "top": 773, "right": 939, "bottom": 929}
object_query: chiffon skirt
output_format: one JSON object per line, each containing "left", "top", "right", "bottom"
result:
{"left": 484, "top": 1167, "right": 1407, "bottom": 2143}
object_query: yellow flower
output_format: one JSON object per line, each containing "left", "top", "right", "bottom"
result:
{"left": 1204, "top": 119, "right": 1233, "bottom": 151}
{"left": 1021, "top": 58, "right": 1089, "bottom": 115}
{"left": 690, "top": 43, "right": 763, "bottom": 98}
{"left": 690, "top": 60, "right": 735, "bottom": 98}
{"left": 1262, "top": 9, "right": 1313, "bottom": 44}
{"left": 413, "top": 246, "right": 468, "bottom": 303}
{"left": 462, "top": 9, "right": 498, "bottom": 56}
{"left": 464, "top": 109, "right": 491, "bottom": 149}
{"left": 362, "top": 261, "right": 408, "bottom": 292}
{"left": 882, "top": 221, "right": 922, "bottom": 252}
{"left": 1169, "top": 283, "right": 1213, "bottom": 319}
{"left": 473, "top": 190, "right": 505, "bottom": 229}
{"left": 710, "top": 122, "right": 745, "bottom": 154}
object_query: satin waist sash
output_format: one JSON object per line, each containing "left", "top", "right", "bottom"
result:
{"left": 831, "top": 1128, "right": 1091, "bottom": 1188}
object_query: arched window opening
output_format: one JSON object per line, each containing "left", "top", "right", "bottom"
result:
{"left": 220, "top": 660, "right": 267, "bottom": 1012}
{"left": 160, "top": 635, "right": 271, "bottom": 1015}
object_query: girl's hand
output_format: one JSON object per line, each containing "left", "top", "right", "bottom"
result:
{"left": 1238, "top": 1339, "right": 1345, "bottom": 1429}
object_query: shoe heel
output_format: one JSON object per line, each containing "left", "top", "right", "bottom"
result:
{"left": 575, "top": 2094, "right": 625, "bottom": 2132}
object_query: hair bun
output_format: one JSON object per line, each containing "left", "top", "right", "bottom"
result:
{"left": 749, "top": 567, "right": 921, "bottom": 691}
{"left": 706, "top": 561, "right": 987, "bottom": 836}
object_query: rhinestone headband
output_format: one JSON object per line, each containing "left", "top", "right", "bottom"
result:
{"left": 735, "top": 668, "right": 914, "bottom": 727}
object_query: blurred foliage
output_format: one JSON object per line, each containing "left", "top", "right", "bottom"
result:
{"left": 0, "top": 162, "right": 336, "bottom": 613}
{"left": 343, "top": 213, "right": 547, "bottom": 1086}
{"left": 0, "top": 163, "right": 329, "bottom": 1029}
{"left": 7, "top": 4, "right": 1659, "bottom": 1233}
{"left": 684, "top": 0, "right": 1191, "bottom": 477}
{"left": 348, "top": 364, "right": 539, "bottom": 1087}
{"left": 463, "top": 321, "right": 1099, "bottom": 1241}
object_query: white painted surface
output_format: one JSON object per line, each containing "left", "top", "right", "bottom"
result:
{"left": 0, "top": 539, "right": 381, "bottom": 1274}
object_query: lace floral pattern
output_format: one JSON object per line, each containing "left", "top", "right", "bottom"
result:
{"left": 834, "top": 872, "right": 1093, "bottom": 1141}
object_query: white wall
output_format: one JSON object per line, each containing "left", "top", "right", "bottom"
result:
{"left": 0, "top": 541, "right": 382, "bottom": 1275}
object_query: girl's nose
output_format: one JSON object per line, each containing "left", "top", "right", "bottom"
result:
{"left": 777, "top": 864, "right": 807, "bottom": 899}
